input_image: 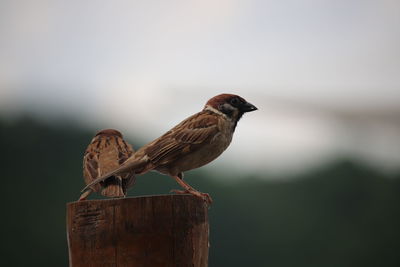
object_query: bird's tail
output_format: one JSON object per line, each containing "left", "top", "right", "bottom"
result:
{"left": 101, "top": 177, "right": 125, "bottom": 198}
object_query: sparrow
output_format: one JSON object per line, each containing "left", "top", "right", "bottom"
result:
{"left": 82, "top": 94, "right": 257, "bottom": 203}
{"left": 78, "top": 129, "right": 136, "bottom": 201}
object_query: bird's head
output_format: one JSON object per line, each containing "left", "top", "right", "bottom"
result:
{"left": 204, "top": 93, "right": 257, "bottom": 122}
{"left": 95, "top": 129, "right": 123, "bottom": 138}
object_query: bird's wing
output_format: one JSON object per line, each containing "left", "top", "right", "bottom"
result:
{"left": 82, "top": 153, "right": 147, "bottom": 192}
{"left": 122, "top": 173, "right": 137, "bottom": 193}
{"left": 82, "top": 144, "right": 102, "bottom": 192}
{"left": 117, "top": 137, "right": 137, "bottom": 192}
{"left": 114, "top": 134, "right": 135, "bottom": 164}
{"left": 99, "top": 135, "right": 136, "bottom": 196}
{"left": 81, "top": 135, "right": 137, "bottom": 192}
{"left": 144, "top": 111, "right": 220, "bottom": 165}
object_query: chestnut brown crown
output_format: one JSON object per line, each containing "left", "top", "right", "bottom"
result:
{"left": 95, "top": 129, "right": 123, "bottom": 138}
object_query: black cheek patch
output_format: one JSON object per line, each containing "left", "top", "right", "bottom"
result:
{"left": 219, "top": 104, "right": 234, "bottom": 118}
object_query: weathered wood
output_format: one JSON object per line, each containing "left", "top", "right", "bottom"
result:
{"left": 66, "top": 195, "right": 209, "bottom": 267}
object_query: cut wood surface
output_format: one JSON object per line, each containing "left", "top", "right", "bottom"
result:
{"left": 66, "top": 195, "right": 209, "bottom": 267}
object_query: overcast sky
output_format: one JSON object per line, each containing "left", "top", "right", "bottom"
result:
{"left": 1, "top": 0, "right": 399, "bottom": 176}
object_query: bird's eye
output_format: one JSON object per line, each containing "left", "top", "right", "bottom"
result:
{"left": 230, "top": 98, "right": 239, "bottom": 106}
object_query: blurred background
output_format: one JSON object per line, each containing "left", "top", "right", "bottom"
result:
{"left": 1, "top": 0, "right": 399, "bottom": 266}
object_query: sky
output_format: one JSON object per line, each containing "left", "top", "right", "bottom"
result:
{"left": 0, "top": 0, "right": 399, "bottom": 176}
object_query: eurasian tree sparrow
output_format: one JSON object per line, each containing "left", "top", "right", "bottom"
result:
{"left": 82, "top": 94, "right": 257, "bottom": 203}
{"left": 79, "top": 129, "right": 135, "bottom": 200}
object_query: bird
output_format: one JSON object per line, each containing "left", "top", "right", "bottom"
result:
{"left": 81, "top": 94, "right": 257, "bottom": 204}
{"left": 78, "top": 129, "right": 136, "bottom": 201}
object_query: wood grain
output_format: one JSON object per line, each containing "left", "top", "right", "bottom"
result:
{"left": 66, "top": 195, "right": 209, "bottom": 267}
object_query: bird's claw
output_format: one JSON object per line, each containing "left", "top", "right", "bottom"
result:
{"left": 200, "top": 192, "right": 213, "bottom": 205}
{"left": 170, "top": 189, "right": 188, "bottom": 194}
{"left": 170, "top": 189, "right": 213, "bottom": 205}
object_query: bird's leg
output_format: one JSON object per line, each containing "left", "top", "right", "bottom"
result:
{"left": 170, "top": 175, "right": 212, "bottom": 204}
{"left": 170, "top": 173, "right": 187, "bottom": 194}
{"left": 78, "top": 189, "right": 93, "bottom": 201}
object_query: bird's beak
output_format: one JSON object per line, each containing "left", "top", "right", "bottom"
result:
{"left": 242, "top": 102, "right": 258, "bottom": 112}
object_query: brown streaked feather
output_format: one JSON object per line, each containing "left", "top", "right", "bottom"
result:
{"left": 82, "top": 140, "right": 102, "bottom": 192}
{"left": 101, "top": 177, "right": 124, "bottom": 197}
{"left": 82, "top": 153, "right": 148, "bottom": 191}
{"left": 117, "top": 137, "right": 136, "bottom": 193}
{"left": 81, "top": 130, "right": 135, "bottom": 198}
{"left": 95, "top": 129, "right": 123, "bottom": 138}
{"left": 145, "top": 110, "right": 219, "bottom": 166}
{"left": 122, "top": 173, "right": 136, "bottom": 194}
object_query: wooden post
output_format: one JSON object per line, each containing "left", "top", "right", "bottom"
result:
{"left": 66, "top": 195, "right": 209, "bottom": 267}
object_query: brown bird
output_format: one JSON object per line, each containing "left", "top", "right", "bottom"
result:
{"left": 79, "top": 129, "right": 135, "bottom": 201}
{"left": 82, "top": 94, "right": 257, "bottom": 203}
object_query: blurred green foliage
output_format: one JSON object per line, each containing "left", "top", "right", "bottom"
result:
{"left": 1, "top": 116, "right": 399, "bottom": 267}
